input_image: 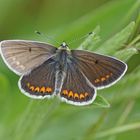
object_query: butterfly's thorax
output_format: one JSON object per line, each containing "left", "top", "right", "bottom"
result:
{"left": 55, "top": 44, "right": 71, "bottom": 71}
{"left": 55, "top": 50, "right": 67, "bottom": 69}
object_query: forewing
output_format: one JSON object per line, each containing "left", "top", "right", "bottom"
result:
{"left": 19, "top": 58, "right": 56, "bottom": 99}
{"left": 59, "top": 62, "right": 96, "bottom": 106}
{"left": 72, "top": 50, "right": 127, "bottom": 89}
{"left": 0, "top": 40, "right": 57, "bottom": 75}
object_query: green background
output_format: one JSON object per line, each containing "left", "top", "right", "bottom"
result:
{"left": 0, "top": 0, "right": 140, "bottom": 140}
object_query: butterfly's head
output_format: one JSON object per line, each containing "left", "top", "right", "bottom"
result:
{"left": 59, "top": 42, "right": 69, "bottom": 50}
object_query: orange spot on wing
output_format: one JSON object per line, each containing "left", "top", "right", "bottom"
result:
{"left": 74, "top": 93, "right": 79, "bottom": 99}
{"left": 106, "top": 75, "right": 110, "bottom": 78}
{"left": 27, "top": 83, "right": 30, "bottom": 87}
{"left": 85, "top": 92, "right": 89, "bottom": 97}
{"left": 30, "top": 86, "right": 35, "bottom": 91}
{"left": 101, "top": 77, "right": 106, "bottom": 82}
{"left": 68, "top": 91, "right": 73, "bottom": 98}
{"left": 40, "top": 87, "right": 45, "bottom": 93}
{"left": 80, "top": 94, "right": 85, "bottom": 99}
{"left": 62, "top": 90, "right": 68, "bottom": 95}
{"left": 35, "top": 87, "right": 40, "bottom": 92}
{"left": 46, "top": 87, "right": 52, "bottom": 93}
{"left": 95, "top": 79, "right": 100, "bottom": 83}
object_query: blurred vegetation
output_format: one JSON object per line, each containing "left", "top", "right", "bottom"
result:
{"left": 0, "top": 0, "right": 140, "bottom": 140}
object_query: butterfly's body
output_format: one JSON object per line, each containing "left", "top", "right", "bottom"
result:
{"left": 0, "top": 40, "right": 127, "bottom": 106}
{"left": 53, "top": 54, "right": 67, "bottom": 95}
{"left": 52, "top": 43, "right": 71, "bottom": 94}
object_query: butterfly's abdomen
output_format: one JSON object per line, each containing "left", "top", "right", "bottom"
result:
{"left": 54, "top": 70, "right": 66, "bottom": 94}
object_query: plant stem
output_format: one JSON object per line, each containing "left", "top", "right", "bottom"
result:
{"left": 96, "top": 122, "right": 140, "bottom": 138}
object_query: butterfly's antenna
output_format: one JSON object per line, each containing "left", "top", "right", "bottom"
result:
{"left": 68, "top": 32, "right": 95, "bottom": 45}
{"left": 35, "top": 31, "right": 60, "bottom": 45}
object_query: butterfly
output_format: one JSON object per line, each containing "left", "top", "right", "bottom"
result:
{"left": 0, "top": 40, "right": 127, "bottom": 106}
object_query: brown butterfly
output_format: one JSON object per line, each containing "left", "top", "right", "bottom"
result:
{"left": 0, "top": 40, "right": 127, "bottom": 106}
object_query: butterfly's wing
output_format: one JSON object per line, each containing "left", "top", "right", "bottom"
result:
{"left": 0, "top": 40, "right": 57, "bottom": 75}
{"left": 19, "top": 57, "right": 56, "bottom": 99}
{"left": 59, "top": 62, "right": 96, "bottom": 106}
{"left": 71, "top": 50, "right": 127, "bottom": 89}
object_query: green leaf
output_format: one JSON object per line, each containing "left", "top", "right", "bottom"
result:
{"left": 93, "top": 95, "right": 110, "bottom": 108}
{"left": 78, "top": 26, "right": 101, "bottom": 50}
{"left": 114, "top": 47, "right": 138, "bottom": 61}
{"left": 96, "top": 122, "right": 140, "bottom": 139}
{"left": 55, "top": 0, "right": 137, "bottom": 44}
{"left": 0, "top": 73, "right": 10, "bottom": 94}
{"left": 96, "top": 22, "right": 135, "bottom": 54}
